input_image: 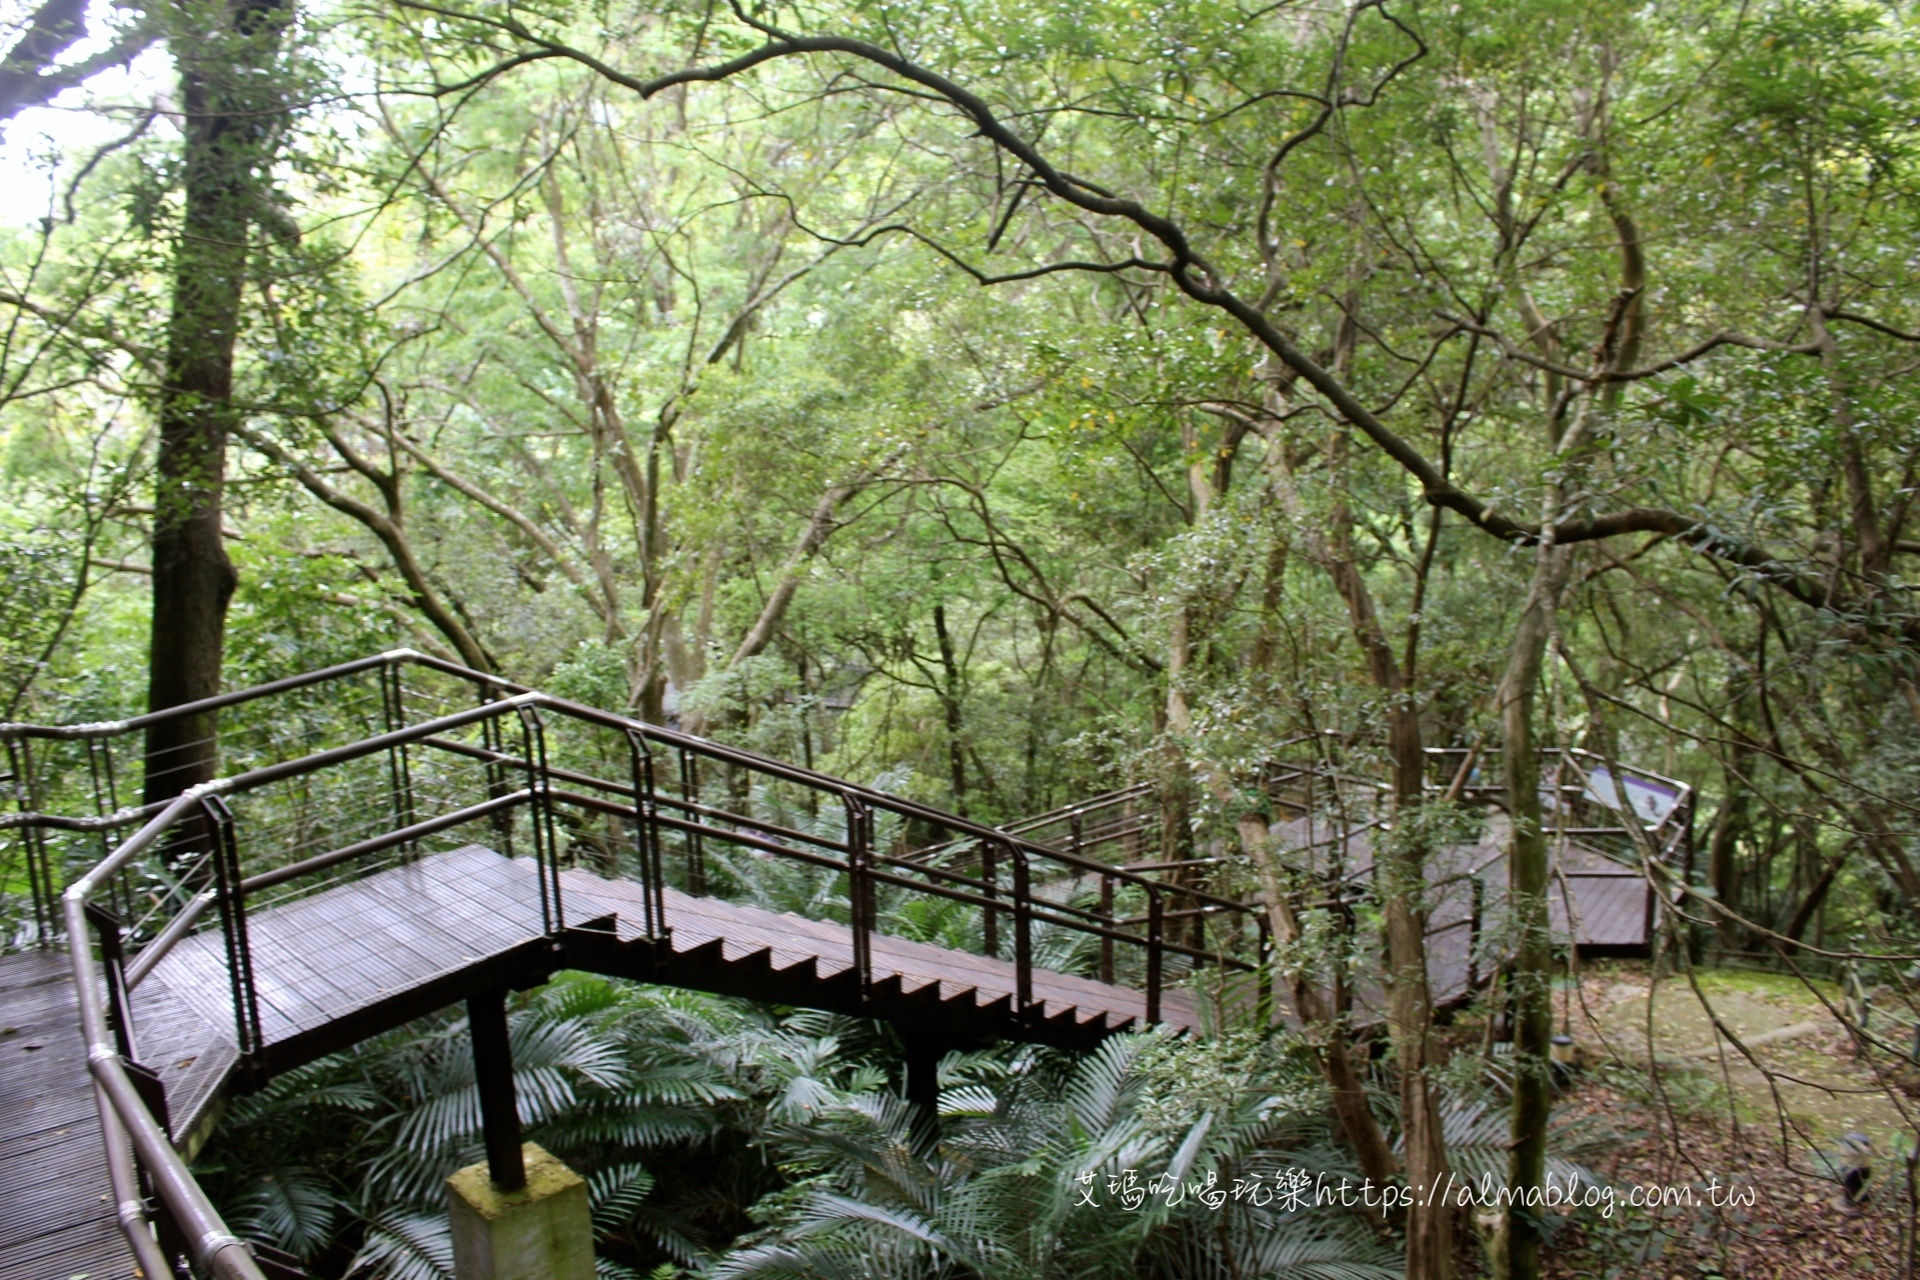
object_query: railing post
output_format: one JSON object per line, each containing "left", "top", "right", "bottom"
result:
{"left": 86, "top": 901, "right": 137, "bottom": 1061}
{"left": 380, "top": 661, "right": 418, "bottom": 855}
{"left": 204, "top": 794, "right": 263, "bottom": 1077}
{"left": 625, "top": 729, "right": 667, "bottom": 943}
{"left": 1146, "top": 886, "right": 1163, "bottom": 1026}
{"left": 86, "top": 737, "right": 132, "bottom": 925}
{"left": 980, "top": 840, "right": 998, "bottom": 958}
{"left": 516, "top": 705, "right": 562, "bottom": 935}
{"left": 1098, "top": 872, "right": 1114, "bottom": 985}
{"left": 121, "top": 1054, "right": 192, "bottom": 1272}
{"left": 1468, "top": 874, "right": 1485, "bottom": 989}
{"left": 480, "top": 687, "right": 514, "bottom": 855}
{"left": 1255, "top": 911, "right": 1274, "bottom": 1027}
{"left": 1012, "top": 843, "right": 1032, "bottom": 1020}
{"left": 9, "top": 735, "right": 55, "bottom": 947}
{"left": 86, "top": 733, "right": 118, "bottom": 816}
{"left": 846, "top": 796, "right": 873, "bottom": 1002}
{"left": 679, "top": 748, "right": 707, "bottom": 895}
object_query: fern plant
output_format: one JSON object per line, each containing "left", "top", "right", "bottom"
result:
{"left": 203, "top": 973, "right": 773, "bottom": 1276}
{"left": 204, "top": 976, "right": 1402, "bottom": 1280}
{"left": 716, "top": 1029, "right": 1401, "bottom": 1280}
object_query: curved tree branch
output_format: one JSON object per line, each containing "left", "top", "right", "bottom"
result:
{"left": 394, "top": 0, "right": 1918, "bottom": 646}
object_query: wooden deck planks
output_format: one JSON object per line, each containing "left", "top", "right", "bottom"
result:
{"left": 0, "top": 950, "right": 134, "bottom": 1280}
{"left": 146, "top": 846, "right": 550, "bottom": 1050}
{"left": 561, "top": 861, "right": 1198, "bottom": 1031}
{"left": 1554, "top": 876, "right": 1650, "bottom": 948}
{"left": 127, "top": 970, "right": 239, "bottom": 1145}
{"left": 1281, "top": 818, "right": 1653, "bottom": 962}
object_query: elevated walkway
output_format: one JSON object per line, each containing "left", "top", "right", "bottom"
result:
{"left": 0, "top": 950, "right": 126, "bottom": 1279}
{"left": 0, "top": 652, "right": 1248, "bottom": 1279}
{"left": 2, "top": 844, "right": 1201, "bottom": 1279}
{"left": 141, "top": 843, "right": 1193, "bottom": 1097}
{"left": 0, "top": 653, "right": 1692, "bottom": 1279}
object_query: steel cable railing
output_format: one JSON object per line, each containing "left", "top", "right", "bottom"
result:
{"left": 64, "top": 690, "right": 543, "bottom": 1277}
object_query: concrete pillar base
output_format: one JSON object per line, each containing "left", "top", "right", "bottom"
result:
{"left": 447, "top": 1142, "right": 594, "bottom": 1280}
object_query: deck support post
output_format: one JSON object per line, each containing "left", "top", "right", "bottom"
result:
{"left": 448, "top": 1142, "right": 593, "bottom": 1280}
{"left": 898, "top": 1026, "right": 948, "bottom": 1149}
{"left": 468, "top": 987, "right": 525, "bottom": 1191}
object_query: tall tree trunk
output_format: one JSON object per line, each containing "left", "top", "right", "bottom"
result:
{"left": 1492, "top": 544, "right": 1569, "bottom": 1280}
{"left": 1288, "top": 389, "right": 1452, "bottom": 1275}
{"left": 1248, "top": 410, "right": 1432, "bottom": 1240}
{"left": 1491, "top": 102, "right": 1634, "bottom": 1275}
{"left": 1160, "top": 599, "right": 1198, "bottom": 916}
{"left": 1783, "top": 845, "right": 1848, "bottom": 946}
{"left": 933, "top": 603, "right": 968, "bottom": 819}
{"left": 1237, "top": 810, "right": 1401, "bottom": 1190}
{"left": 1706, "top": 780, "right": 1748, "bottom": 952}
{"left": 681, "top": 473, "right": 867, "bottom": 738}
{"left": 1383, "top": 702, "right": 1453, "bottom": 1280}
{"left": 144, "top": 0, "right": 289, "bottom": 807}
{"left": 1325, "top": 543, "right": 1453, "bottom": 1280}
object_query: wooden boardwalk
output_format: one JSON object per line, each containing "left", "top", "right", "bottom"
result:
{"left": 1264, "top": 812, "right": 1654, "bottom": 1024}
{"left": 0, "top": 950, "right": 134, "bottom": 1280}
{"left": 149, "top": 846, "right": 554, "bottom": 1080}
{"left": 0, "top": 836, "right": 1645, "bottom": 1280}
{"left": 0, "top": 836, "right": 1650, "bottom": 1279}
{"left": 0, "top": 830, "right": 1651, "bottom": 1278}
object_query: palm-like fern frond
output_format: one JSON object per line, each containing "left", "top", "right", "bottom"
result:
{"left": 351, "top": 1207, "right": 454, "bottom": 1280}
{"left": 591, "top": 1161, "right": 658, "bottom": 1236}
{"left": 227, "top": 1168, "right": 339, "bottom": 1261}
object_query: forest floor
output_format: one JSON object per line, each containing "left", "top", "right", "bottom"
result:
{"left": 1533, "top": 961, "right": 1910, "bottom": 1279}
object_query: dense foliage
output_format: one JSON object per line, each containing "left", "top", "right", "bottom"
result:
{"left": 3, "top": 0, "right": 1919, "bottom": 1275}
{"left": 199, "top": 972, "right": 1408, "bottom": 1279}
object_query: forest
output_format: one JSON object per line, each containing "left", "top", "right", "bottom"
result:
{"left": 0, "top": 0, "right": 1916, "bottom": 1278}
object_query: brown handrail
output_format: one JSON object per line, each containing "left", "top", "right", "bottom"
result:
{"left": 67, "top": 788, "right": 270, "bottom": 1280}
{"left": 241, "top": 790, "right": 531, "bottom": 894}
{"left": 3, "top": 648, "right": 519, "bottom": 741}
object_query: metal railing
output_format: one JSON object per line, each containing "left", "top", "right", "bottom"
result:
{"left": 1416, "top": 744, "right": 1696, "bottom": 869}
{"left": 1258, "top": 736, "right": 1695, "bottom": 872}
{"left": 36, "top": 651, "right": 1268, "bottom": 1278}
{"left": 907, "top": 782, "right": 1161, "bottom": 868}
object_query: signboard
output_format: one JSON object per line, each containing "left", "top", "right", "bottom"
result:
{"left": 1582, "top": 765, "right": 1681, "bottom": 826}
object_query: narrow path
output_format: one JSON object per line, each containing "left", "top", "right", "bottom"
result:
{"left": 0, "top": 950, "right": 131, "bottom": 1280}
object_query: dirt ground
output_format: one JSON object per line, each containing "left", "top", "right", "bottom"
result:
{"left": 1530, "top": 962, "right": 1913, "bottom": 1279}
